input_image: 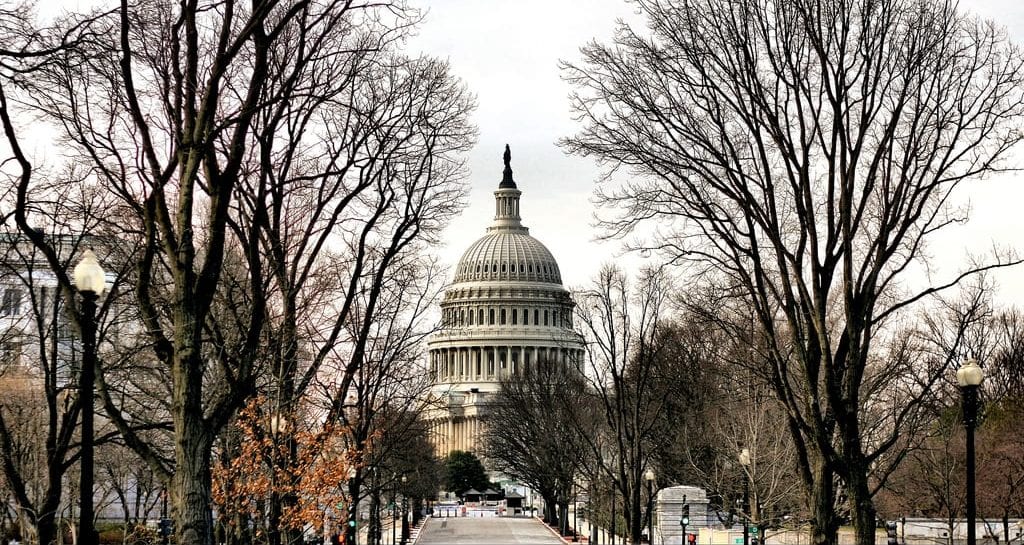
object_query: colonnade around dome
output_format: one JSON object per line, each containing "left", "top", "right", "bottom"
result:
{"left": 429, "top": 344, "right": 584, "bottom": 384}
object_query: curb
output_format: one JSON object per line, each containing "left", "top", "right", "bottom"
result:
{"left": 537, "top": 516, "right": 587, "bottom": 545}
{"left": 409, "top": 515, "right": 431, "bottom": 544}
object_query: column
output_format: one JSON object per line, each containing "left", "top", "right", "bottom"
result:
{"left": 444, "top": 417, "right": 452, "bottom": 454}
{"left": 474, "top": 348, "right": 481, "bottom": 380}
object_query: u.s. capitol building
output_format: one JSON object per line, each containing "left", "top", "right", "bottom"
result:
{"left": 427, "top": 146, "right": 585, "bottom": 456}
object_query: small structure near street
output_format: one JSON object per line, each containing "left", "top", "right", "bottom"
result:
{"left": 655, "top": 486, "right": 710, "bottom": 545}
{"left": 483, "top": 488, "right": 503, "bottom": 505}
{"left": 505, "top": 491, "right": 525, "bottom": 514}
{"left": 462, "top": 489, "right": 482, "bottom": 504}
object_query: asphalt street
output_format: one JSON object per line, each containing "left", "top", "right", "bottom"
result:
{"left": 416, "top": 516, "right": 563, "bottom": 544}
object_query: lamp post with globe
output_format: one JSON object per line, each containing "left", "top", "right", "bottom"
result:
{"left": 644, "top": 469, "right": 655, "bottom": 544}
{"left": 400, "top": 475, "right": 409, "bottom": 544}
{"left": 957, "top": 359, "right": 984, "bottom": 545}
{"left": 739, "top": 448, "right": 751, "bottom": 545}
{"left": 74, "top": 250, "right": 105, "bottom": 545}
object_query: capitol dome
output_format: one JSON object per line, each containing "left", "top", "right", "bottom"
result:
{"left": 453, "top": 231, "right": 561, "bottom": 284}
{"left": 426, "top": 145, "right": 585, "bottom": 457}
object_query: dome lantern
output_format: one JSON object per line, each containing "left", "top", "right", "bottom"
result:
{"left": 492, "top": 145, "right": 525, "bottom": 232}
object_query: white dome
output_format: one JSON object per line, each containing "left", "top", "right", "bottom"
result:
{"left": 453, "top": 231, "right": 562, "bottom": 284}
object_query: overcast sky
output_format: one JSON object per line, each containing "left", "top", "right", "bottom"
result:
{"left": 405, "top": 0, "right": 1024, "bottom": 306}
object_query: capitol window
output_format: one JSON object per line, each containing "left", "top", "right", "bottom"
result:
{"left": 1, "top": 288, "right": 22, "bottom": 316}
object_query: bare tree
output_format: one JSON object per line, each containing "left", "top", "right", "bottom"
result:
{"left": 232, "top": 18, "right": 473, "bottom": 541}
{"left": 0, "top": 2, "right": 473, "bottom": 545}
{"left": 563, "top": 1, "right": 1024, "bottom": 543}
{"left": 483, "top": 358, "right": 589, "bottom": 535}
{"left": 572, "top": 265, "right": 680, "bottom": 544}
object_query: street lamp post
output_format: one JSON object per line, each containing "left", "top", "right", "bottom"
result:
{"left": 269, "top": 415, "right": 287, "bottom": 545}
{"left": 739, "top": 448, "right": 751, "bottom": 545}
{"left": 572, "top": 481, "right": 578, "bottom": 541}
{"left": 644, "top": 469, "right": 655, "bottom": 544}
{"left": 957, "top": 359, "right": 984, "bottom": 545}
{"left": 74, "top": 250, "right": 105, "bottom": 545}
{"left": 391, "top": 472, "right": 397, "bottom": 545}
{"left": 610, "top": 484, "right": 616, "bottom": 545}
{"left": 400, "top": 475, "right": 409, "bottom": 545}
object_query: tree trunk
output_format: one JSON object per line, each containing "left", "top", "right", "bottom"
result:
{"left": 559, "top": 502, "right": 569, "bottom": 536}
{"left": 369, "top": 488, "right": 381, "bottom": 545}
{"left": 628, "top": 484, "right": 642, "bottom": 544}
{"left": 36, "top": 511, "right": 58, "bottom": 545}
{"left": 269, "top": 486, "right": 283, "bottom": 545}
{"left": 846, "top": 462, "right": 877, "bottom": 545}
{"left": 809, "top": 457, "right": 838, "bottom": 545}
{"left": 543, "top": 494, "right": 558, "bottom": 526}
{"left": 173, "top": 362, "right": 215, "bottom": 545}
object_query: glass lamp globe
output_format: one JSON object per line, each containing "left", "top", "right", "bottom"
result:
{"left": 956, "top": 359, "right": 984, "bottom": 388}
{"left": 73, "top": 250, "right": 106, "bottom": 295}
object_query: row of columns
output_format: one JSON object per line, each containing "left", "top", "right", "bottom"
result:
{"left": 429, "top": 345, "right": 581, "bottom": 382}
{"left": 430, "top": 416, "right": 483, "bottom": 456}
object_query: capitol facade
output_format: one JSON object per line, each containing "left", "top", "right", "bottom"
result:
{"left": 427, "top": 146, "right": 585, "bottom": 457}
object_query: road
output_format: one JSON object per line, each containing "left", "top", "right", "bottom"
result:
{"left": 416, "top": 516, "right": 564, "bottom": 544}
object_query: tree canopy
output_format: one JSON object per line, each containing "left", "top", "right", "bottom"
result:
{"left": 444, "top": 450, "right": 489, "bottom": 498}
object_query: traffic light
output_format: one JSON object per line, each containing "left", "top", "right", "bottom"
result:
{"left": 158, "top": 518, "right": 173, "bottom": 537}
{"left": 680, "top": 504, "right": 690, "bottom": 539}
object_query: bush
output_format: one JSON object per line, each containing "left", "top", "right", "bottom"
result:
{"left": 125, "top": 524, "right": 160, "bottom": 545}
